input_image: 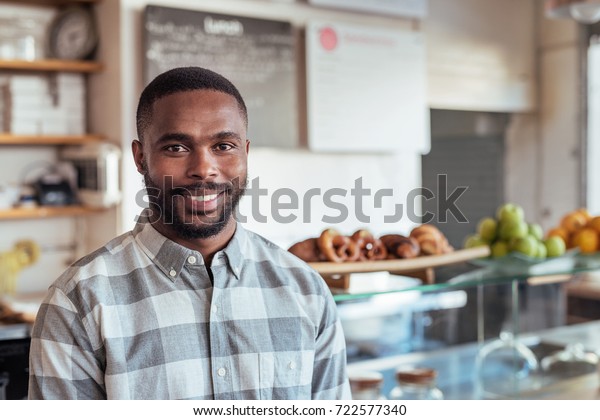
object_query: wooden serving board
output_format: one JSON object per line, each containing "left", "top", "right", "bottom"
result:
{"left": 308, "top": 246, "right": 490, "bottom": 289}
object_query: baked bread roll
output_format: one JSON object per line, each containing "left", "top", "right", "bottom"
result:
{"left": 380, "top": 234, "right": 420, "bottom": 259}
{"left": 288, "top": 238, "right": 324, "bottom": 262}
{"left": 351, "top": 229, "right": 388, "bottom": 261}
{"left": 317, "top": 228, "right": 360, "bottom": 263}
{"left": 409, "top": 224, "right": 452, "bottom": 255}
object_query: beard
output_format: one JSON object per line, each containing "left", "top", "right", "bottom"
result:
{"left": 143, "top": 170, "right": 247, "bottom": 240}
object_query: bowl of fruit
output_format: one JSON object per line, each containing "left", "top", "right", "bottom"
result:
{"left": 545, "top": 208, "right": 600, "bottom": 268}
{"left": 465, "top": 203, "right": 572, "bottom": 274}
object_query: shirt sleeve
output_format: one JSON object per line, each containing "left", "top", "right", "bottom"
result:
{"left": 311, "top": 286, "right": 352, "bottom": 400}
{"left": 28, "top": 286, "right": 106, "bottom": 399}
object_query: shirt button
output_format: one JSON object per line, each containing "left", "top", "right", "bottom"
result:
{"left": 288, "top": 361, "right": 296, "bottom": 370}
{"left": 211, "top": 305, "right": 218, "bottom": 314}
{"left": 169, "top": 269, "right": 177, "bottom": 277}
{"left": 217, "top": 367, "right": 227, "bottom": 377}
{"left": 187, "top": 256, "right": 197, "bottom": 264}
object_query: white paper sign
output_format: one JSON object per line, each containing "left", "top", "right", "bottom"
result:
{"left": 306, "top": 21, "right": 429, "bottom": 153}
{"left": 309, "top": 0, "right": 427, "bottom": 18}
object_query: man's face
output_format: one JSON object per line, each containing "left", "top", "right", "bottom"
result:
{"left": 133, "top": 89, "right": 249, "bottom": 239}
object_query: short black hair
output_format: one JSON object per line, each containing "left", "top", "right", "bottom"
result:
{"left": 136, "top": 67, "right": 248, "bottom": 141}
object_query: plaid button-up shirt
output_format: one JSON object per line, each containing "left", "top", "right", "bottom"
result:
{"left": 28, "top": 214, "right": 351, "bottom": 400}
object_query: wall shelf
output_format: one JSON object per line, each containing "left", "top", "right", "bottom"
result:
{"left": 0, "top": 205, "right": 103, "bottom": 220}
{"left": 0, "top": 59, "right": 103, "bottom": 73}
{"left": 0, "top": 134, "right": 105, "bottom": 145}
{"left": 0, "top": 0, "right": 99, "bottom": 7}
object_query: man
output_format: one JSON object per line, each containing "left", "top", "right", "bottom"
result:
{"left": 28, "top": 67, "right": 351, "bottom": 400}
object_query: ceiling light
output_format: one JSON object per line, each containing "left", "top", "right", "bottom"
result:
{"left": 545, "top": 0, "right": 600, "bottom": 24}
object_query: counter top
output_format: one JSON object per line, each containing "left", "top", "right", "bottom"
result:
{"left": 348, "top": 320, "right": 600, "bottom": 400}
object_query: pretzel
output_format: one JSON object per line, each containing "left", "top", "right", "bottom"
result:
{"left": 351, "top": 229, "right": 388, "bottom": 261}
{"left": 317, "top": 229, "right": 360, "bottom": 263}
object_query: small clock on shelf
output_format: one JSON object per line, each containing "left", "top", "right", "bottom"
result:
{"left": 47, "top": 6, "right": 98, "bottom": 60}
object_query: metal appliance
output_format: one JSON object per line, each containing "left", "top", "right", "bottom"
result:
{"left": 60, "top": 142, "right": 121, "bottom": 208}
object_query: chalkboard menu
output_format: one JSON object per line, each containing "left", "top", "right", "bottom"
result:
{"left": 143, "top": 5, "right": 298, "bottom": 148}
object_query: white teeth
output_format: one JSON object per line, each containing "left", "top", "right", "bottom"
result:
{"left": 191, "top": 193, "right": 218, "bottom": 202}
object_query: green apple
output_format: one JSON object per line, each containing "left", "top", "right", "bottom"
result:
{"left": 477, "top": 217, "right": 498, "bottom": 242}
{"left": 528, "top": 223, "right": 544, "bottom": 241}
{"left": 536, "top": 241, "right": 547, "bottom": 259}
{"left": 499, "top": 219, "right": 528, "bottom": 241}
{"left": 544, "top": 236, "right": 566, "bottom": 258}
{"left": 512, "top": 235, "right": 538, "bottom": 257}
{"left": 464, "top": 234, "right": 487, "bottom": 249}
{"left": 491, "top": 241, "right": 509, "bottom": 258}
{"left": 507, "top": 236, "right": 521, "bottom": 252}
{"left": 496, "top": 203, "right": 525, "bottom": 224}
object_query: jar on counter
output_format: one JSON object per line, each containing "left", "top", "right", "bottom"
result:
{"left": 388, "top": 367, "right": 443, "bottom": 400}
{"left": 348, "top": 371, "right": 386, "bottom": 400}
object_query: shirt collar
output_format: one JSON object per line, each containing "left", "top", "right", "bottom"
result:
{"left": 133, "top": 209, "right": 246, "bottom": 282}
{"left": 222, "top": 223, "right": 245, "bottom": 280}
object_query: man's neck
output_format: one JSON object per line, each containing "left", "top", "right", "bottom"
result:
{"left": 151, "top": 218, "right": 237, "bottom": 267}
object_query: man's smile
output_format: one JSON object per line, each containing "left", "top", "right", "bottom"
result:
{"left": 191, "top": 193, "right": 219, "bottom": 202}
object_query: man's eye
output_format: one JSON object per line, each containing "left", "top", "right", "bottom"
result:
{"left": 165, "top": 145, "right": 187, "bottom": 153}
{"left": 215, "top": 143, "right": 234, "bottom": 151}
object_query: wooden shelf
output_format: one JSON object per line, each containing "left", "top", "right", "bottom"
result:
{"left": 0, "top": 133, "right": 104, "bottom": 145}
{"left": 309, "top": 246, "right": 491, "bottom": 276}
{"left": 0, "top": 0, "right": 99, "bottom": 7}
{"left": 309, "top": 246, "right": 491, "bottom": 290}
{"left": 0, "top": 205, "right": 104, "bottom": 220}
{"left": 0, "top": 59, "right": 103, "bottom": 73}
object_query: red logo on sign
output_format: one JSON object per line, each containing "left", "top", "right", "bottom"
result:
{"left": 319, "top": 27, "right": 338, "bottom": 51}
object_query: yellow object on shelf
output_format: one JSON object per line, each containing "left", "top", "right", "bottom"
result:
{"left": 0, "top": 239, "right": 40, "bottom": 294}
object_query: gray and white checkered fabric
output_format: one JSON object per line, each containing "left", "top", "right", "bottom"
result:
{"left": 28, "top": 211, "right": 351, "bottom": 400}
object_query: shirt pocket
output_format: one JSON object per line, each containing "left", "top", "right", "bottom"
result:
{"left": 259, "top": 351, "right": 314, "bottom": 399}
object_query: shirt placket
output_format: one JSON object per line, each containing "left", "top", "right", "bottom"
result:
{"left": 209, "top": 254, "right": 234, "bottom": 398}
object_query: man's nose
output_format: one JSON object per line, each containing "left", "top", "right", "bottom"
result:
{"left": 186, "top": 149, "right": 218, "bottom": 180}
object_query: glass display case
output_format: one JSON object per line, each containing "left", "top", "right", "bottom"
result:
{"left": 315, "top": 251, "right": 600, "bottom": 400}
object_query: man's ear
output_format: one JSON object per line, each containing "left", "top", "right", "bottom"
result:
{"left": 245, "top": 139, "right": 250, "bottom": 154}
{"left": 132, "top": 140, "right": 145, "bottom": 174}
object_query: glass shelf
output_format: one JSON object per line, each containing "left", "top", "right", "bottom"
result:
{"left": 331, "top": 251, "right": 600, "bottom": 302}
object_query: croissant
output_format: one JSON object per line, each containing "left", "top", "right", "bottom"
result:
{"left": 288, "top": 238, "right": 324, "bottom": 262}
{"left": 409, "top": 224, "right": 451, "bottom": 255}
{"left": 380, "top": 234, "right": 420, "bottom": 259}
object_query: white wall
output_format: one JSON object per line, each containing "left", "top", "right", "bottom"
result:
{"left": 502, "top": 1, "right": 584, "bottom": 229}
{"left": 240, "top": 149, "right": 421, "bottom": 249}
{"left": 588, "top": 41, "right": 600, "bottom": 215}
{"left": 425, "top": 0, "right": 537, "bottom": 112}
{"left": 536, "top": 1, "right": 583, "bottom": 228}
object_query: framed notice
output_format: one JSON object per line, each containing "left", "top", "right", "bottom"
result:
{"left": 309, "top": 0, "right": 427, "bottom": 18}
{"left": 143, "top": 6, "right": 298, "bottom": 148}
{"left": 306, "top": 21, "right": 429, "bottom": 153}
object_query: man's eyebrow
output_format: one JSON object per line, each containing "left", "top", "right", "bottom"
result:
{"left": 212, "top": 131, "right": 242, "bottom": 142}
{"left": 155, "top": 132, "right": 193, "bottom": 144}
{"left": 155, "top": 131, "right": 243, "bottom": 145}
